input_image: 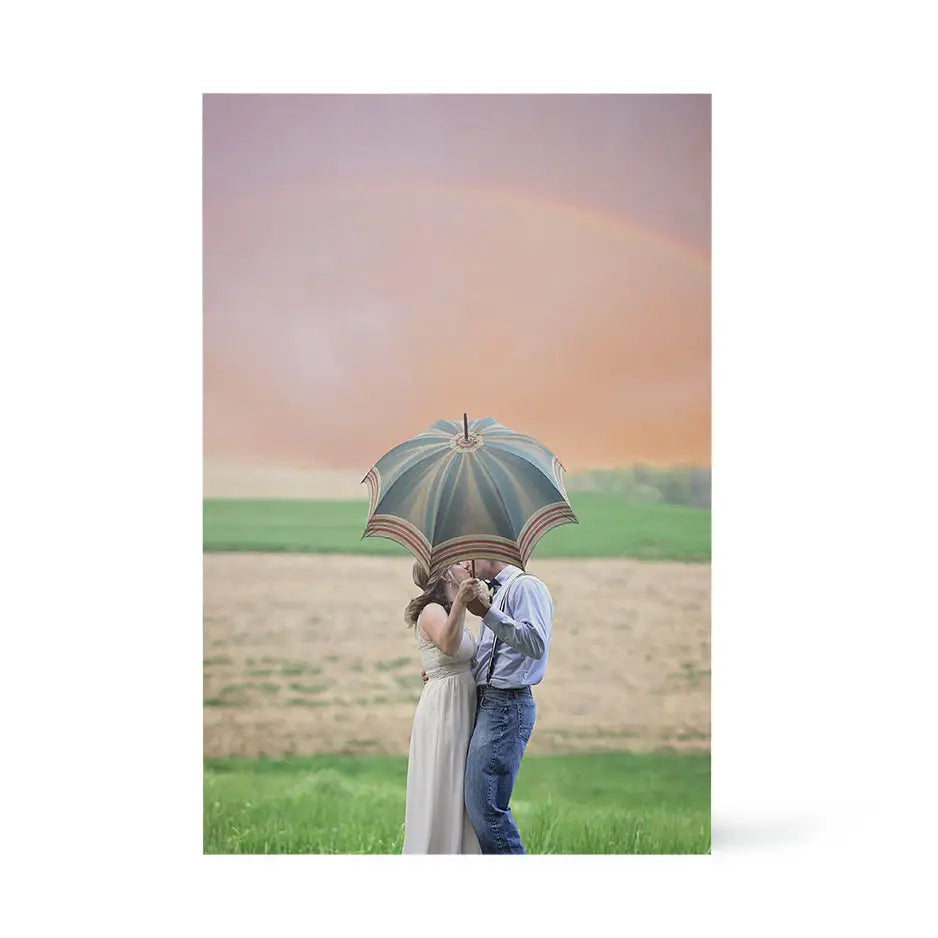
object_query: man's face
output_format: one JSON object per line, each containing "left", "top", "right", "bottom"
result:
{"left": 468, "top": 558, "right": 498, "bottom": 580}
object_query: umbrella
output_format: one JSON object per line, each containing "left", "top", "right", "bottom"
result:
{"left": 361, "top": 414, "right": 578, "bottom": 576}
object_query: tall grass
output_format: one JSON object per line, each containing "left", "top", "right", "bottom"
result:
{"left": 204, "top": 751, "right": 710, "bottom": 854}
{"left": 203, "top": 493, "right": 710, "bottom": 562}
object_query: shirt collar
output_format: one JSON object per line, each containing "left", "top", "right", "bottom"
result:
{"left": 493, "top": 565, "right": 521, "bottom": 587}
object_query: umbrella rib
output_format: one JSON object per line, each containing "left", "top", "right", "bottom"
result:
{"left": 474, "top": 451, "right": 517, "bottom": 538}
{"left": 479, "top": 440, "right": 566, "bottom": 495}
{"left": 371, "top": 445, "right": 453, "bottom": 517}
{"left": 430, "top": 451, "right": 464, "bottom": 546}
{"left": 367, "top": 432, "right": 452, "bottom": 479}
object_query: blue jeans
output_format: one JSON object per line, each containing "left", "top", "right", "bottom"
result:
{"left": 464, "top": 685, "right": 536, "bottom": 854}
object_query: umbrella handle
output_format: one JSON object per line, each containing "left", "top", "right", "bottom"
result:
{"left": 464, "top": 414, "right": 473, "bottom": 578}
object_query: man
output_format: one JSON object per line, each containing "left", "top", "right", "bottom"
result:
{"left": 460, "top": 558, "right": 554, "bottom": 854}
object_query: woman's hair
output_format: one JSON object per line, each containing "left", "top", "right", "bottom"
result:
{"left": 404, "top": 561, "right": 452, "bottom": 627}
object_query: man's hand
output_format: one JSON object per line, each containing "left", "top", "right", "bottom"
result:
{"left": 421, "top": 670, "right": 428, "bottom": 684}
{"left": 466, "top": 580, "right": 491, "bottom": 618}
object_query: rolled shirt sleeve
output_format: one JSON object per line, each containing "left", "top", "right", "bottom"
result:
{"left": 481, "top": 577, "right": 552, "bottom": 660}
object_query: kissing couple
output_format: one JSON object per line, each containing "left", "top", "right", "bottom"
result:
{"left": 401, "top": 557, "right": 554, "bottom": 854}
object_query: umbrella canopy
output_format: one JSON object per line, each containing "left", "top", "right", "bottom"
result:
{"left": 362, "top": 416, "right": 578, "bottom": 575}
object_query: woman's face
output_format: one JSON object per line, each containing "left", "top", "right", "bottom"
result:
{"left": 450, "top": 562, "right": 471, "bottom": 584}
{"left": 441, "top": 562, "right": 470, "bottom": 600}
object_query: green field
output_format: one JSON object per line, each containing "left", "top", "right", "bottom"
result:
{"left": 203, "top": 493, "right": 710, "bottom": 562}
{"left": 203, "top": 750, "right": 710, "bottom": 854}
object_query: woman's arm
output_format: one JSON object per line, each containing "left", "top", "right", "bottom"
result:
{"left": 417, "top": 579, "right": 478, "bottom": 656}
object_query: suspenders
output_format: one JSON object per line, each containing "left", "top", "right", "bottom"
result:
{"left": 484, "top": 572, "right": 532, "bottom": 685}
{"left": 485, "top": 624, "right": 501, "bottom": 684}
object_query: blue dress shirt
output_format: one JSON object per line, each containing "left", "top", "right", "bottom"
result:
{"left": 472, "top": 565, "right": 554, "bottom": 689}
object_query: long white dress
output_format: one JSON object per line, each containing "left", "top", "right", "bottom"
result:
{"left": 402, "top": 625, "right": 482, "bottom": 854}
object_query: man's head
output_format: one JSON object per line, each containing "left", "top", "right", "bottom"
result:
{"left": 462, "top": 558, "right": 508, "bottom": 581}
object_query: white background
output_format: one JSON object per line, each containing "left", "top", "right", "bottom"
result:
{"left": 2, "top": 1, "right": 936, "bottom": 935}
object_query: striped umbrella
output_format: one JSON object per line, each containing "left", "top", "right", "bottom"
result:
{"left": 361, "top": 415, "right": 578, "bottom": 576}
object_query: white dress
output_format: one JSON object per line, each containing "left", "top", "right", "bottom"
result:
{"left": 402, "top": 624, "right": 482, "bottom": 854}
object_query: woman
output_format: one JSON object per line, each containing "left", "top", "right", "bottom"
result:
{"left": 401, "top": 560, "right": 482, "bottom": 854}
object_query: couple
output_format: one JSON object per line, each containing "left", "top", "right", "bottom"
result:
{"left": 401, "top": 557, "right": 554, "bottom": 854}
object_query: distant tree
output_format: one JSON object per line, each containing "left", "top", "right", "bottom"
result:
{"left": 564, "top": 464, "right": 710, "bottom": 507}
{"left": 633, "top": 463, "right": 653, "bottom": 487}
{"left": 631, "top": 482, "right": 664, "bottom": 503}
{"left": 690, "top": 468, "right": 711, "bottom": 508}
{"left": 657, "top": 469, "right": 691, "bottom": 506}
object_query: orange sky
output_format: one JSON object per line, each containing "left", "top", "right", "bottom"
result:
{"left": 203, "top": 95, "right": 710, "bottom": 471}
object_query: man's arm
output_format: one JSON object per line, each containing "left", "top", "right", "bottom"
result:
{"left": 481, "top": 578, "right": 552, "bottom": 659}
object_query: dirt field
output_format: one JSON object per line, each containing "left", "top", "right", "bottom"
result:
{"left": 204, "top": 553, "right": 710, "bottom": 757}
{"left": 204, "top": 460, "right": 367, "bottom": 499}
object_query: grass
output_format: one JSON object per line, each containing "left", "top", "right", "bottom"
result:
{"left": 203, "top": 750, "right": 710, "bottom": 854}
{"left": 203, "top": 494, "right": 710, "bottom": 562}
{"left": 287, "top": 682, "right": 329, "bottom": 694}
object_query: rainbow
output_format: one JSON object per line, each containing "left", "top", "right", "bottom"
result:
{"left": 207, "top": 176, "right": 710, "bottom": 275}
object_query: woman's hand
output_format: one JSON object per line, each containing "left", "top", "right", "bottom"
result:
{"left": 455, "top": 577, "right": 480, "bottom": 608}
{"left": 465, "top": 580, "right": 491, "bottom": 618}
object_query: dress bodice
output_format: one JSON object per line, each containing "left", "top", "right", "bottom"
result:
{"left": 416, "top": 627, "right": 478, "bottom": 680}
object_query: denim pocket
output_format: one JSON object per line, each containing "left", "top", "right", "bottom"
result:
{"left": 480, "top": 694, "right": 508, "bottom": 713}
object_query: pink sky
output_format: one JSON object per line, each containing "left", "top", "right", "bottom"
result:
{"left": 203, "top": 94, "right": 710, "bottom": 471}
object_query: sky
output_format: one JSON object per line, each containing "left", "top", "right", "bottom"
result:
{"left": 203, "top": 94, "right": 710, "bottom": 472}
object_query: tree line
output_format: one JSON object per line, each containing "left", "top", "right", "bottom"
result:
{"left": 565, "top": 465, "right": 711, "bottom": 508}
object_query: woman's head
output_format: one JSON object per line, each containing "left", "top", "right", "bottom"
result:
{"left": 412, "top": 561, "right": 429, "bottom": 590}
{"left": 404, "top": 561, "right": 470, "bottom": 626}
